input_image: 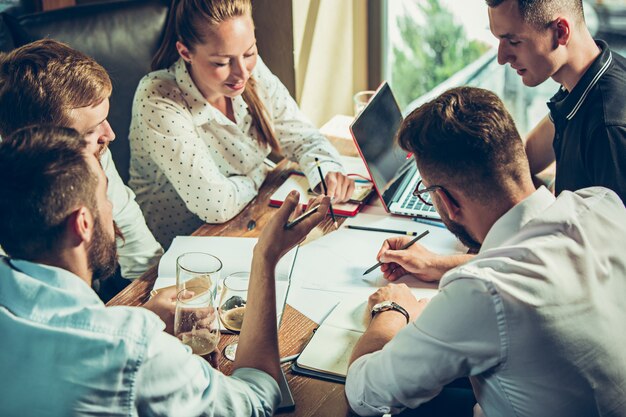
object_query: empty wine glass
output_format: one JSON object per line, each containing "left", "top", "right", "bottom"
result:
{"left": 174, "top": 286, "right": 220, "bottom": 356}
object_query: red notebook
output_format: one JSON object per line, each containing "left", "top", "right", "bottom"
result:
{"left": 269, "top": 173, "right": 369, "bottom": 217}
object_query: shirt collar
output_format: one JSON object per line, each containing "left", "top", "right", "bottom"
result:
{"left": 6, "top": 258, "right": 102, "bottom": 308}
{"left": 173, "top": 58, "right": 249, "bottom": 127}
{"left": 548, "top": 40, "right": 612, "bottom": 121}
{"left": 480, "top": 187, "right": 555, "bottom": 253}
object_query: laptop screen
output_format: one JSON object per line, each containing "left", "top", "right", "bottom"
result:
{"left": 350, "top": 82, "right": 410, "bottom": 194}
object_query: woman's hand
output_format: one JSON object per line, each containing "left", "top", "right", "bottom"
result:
{"left": 323, "top": 172, "right": 355, "bottom": 203}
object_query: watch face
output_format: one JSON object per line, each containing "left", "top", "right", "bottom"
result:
{"left": 373, "top": 300, "right": 394, "bottom": 312}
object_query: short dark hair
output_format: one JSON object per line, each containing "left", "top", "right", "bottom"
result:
{"left": 0, "top": 39, "right": 112, "bottom": 138}
{"left": 397, "top": 87, "right": 529, "bottom": 202}
{"left": 0, "top": 125, "right": 98, "bottom": 260}
{"left": 485, "top": 0, "right": 585, "bottom": 29}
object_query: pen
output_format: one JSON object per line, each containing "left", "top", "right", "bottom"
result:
{"left": 284, "top": 204, "right": 320, "bottom": 229}
{"left": 362, "top": 230, "right": 430, "bottom": 275}
{"left": 315, "top": 157, "right": 338, "bottom": 229}
{"left": 347, "top": 225, "right": 420, "bottom": 236}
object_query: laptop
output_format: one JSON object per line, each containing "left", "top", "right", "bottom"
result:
{"left": 349, "top": 82, "right": 441, "bottom": 220}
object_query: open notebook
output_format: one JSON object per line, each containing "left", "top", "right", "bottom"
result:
{"left": 292, "top": 287, "right": 437, "bottom": 383}
{"left": 154, "top": 236, "right": 298, "bottom": 326}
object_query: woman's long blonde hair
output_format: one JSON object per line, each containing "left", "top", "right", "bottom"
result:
{"left": 152, "top": 0, "right": 280, "bottom": 152}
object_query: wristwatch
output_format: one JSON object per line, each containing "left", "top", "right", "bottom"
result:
{"left": 371, "top": 300, "right": 410, "bottom": 324}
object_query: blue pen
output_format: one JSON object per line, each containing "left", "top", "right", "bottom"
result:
{"left": 413, "top": 217, "right": 446, "bottom": 229}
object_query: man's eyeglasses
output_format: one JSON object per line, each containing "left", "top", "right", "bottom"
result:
{"left": 413, "top": 180, "right": 458, "bottom": 207}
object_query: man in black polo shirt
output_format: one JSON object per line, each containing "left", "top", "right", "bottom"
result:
{"left": 487, "top": 0, "right": 626, "bottom": 203}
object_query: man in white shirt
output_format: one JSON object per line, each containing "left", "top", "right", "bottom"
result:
{"left": 0, "top": 39, "right": 163, "bottom": 299}
{"left": 0, "top": 125, "right": 330, "bottom": 416}
{"left": 345, "top": 87, "right": 626, "bottom": 417}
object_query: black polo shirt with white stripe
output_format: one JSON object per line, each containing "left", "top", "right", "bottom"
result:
{"left": 548, "top": 40, "right": 626, "bottom": 203}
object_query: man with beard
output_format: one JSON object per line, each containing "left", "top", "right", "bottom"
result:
{"left": 0, "top": 39, "right": 163, "bottom": 300}
{"left": 0, "top": 125, "right": 329, "bottom": 416}
{"left": 345, "top": 87, "right": 626, "bottom": 417}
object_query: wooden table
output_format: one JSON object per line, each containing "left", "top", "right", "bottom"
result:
{"left": 107, "top": 158, "right": 354, "bottom": 416}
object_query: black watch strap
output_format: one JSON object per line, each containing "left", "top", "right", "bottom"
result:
{"left": 371, "top": 301, "right": 410, "bottom": 324}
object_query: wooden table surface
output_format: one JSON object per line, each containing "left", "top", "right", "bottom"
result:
{"left": 107, "top": 158, "right": 354, "bottom": 416}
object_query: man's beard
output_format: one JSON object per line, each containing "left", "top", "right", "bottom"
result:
{"left": 440, "top": 212, "right": 481, "bottom": 253}
{"left": 88, "top": 216, "right": 118, "bottom": 282}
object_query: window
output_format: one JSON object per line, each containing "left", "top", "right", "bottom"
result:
{"left": 384, "top": 0, "right": 558, "bottom": 135}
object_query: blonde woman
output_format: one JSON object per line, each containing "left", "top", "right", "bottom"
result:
{"left": 129, "top": 0, "right": 354, "bottom": 247}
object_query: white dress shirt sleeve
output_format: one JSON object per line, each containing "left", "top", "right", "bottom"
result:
{"left": 345, "top": 278, "right": 504, "bottom": 416}
{"left": 132, "top": 82, "right": 263, "bottom": 224}
{"left": 253, "top": 58, "right": 345, "bottom": 190}
{"left": 102, "top": 150, "right": 163, "bottom": 279}
{"left": 136, "top": 331, "right": 280, "bottom": 417}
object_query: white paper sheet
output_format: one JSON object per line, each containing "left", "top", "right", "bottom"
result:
{"left": 342, "top": 212, "right": 464, "bottom": 255}
{"left": 290, "top": 213, "right": 464, "bottom": 295}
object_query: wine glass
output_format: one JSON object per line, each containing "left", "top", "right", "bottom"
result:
{"left": 176, "top": 252, "right": 222, "bottom": 298}
{"left": 174, "top": 286, "right": 220, "bottom": 356}
{"left": 218, "top": 271, "right": 249, "bottom": 361}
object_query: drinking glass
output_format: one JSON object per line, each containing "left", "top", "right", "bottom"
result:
{"left": 174, "top": 287, "right": 220, "bottom": 356}
{"left": 218, "top": 271, "right": 250, "bottom": 361}
{"left": 176, "top": 252, "right": 222, "bottom": 297}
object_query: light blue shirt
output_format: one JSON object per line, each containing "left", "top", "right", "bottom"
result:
{"left": 0, "top": 258, "right": 280, "bottom": 416}
{"left": 346, "top": 187, "right": 626, "bottom": 417}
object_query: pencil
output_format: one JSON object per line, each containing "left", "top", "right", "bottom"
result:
{"left": 284, "top": 204, "right": 320, "bottom": 229}
{"left": 347, "top": 225, "right": 419, "bottom": 236}
{"left": 362, "top": 230, "right": 430, "bottom": 275}
{"left": 314, "top": 157, "right": 338, "bottom": 229}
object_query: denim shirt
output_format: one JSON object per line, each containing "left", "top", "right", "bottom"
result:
{"left": 0, "top": 258, "right": 280, "bottom": 416}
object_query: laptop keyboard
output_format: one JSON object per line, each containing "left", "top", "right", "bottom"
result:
{"left": 401, "top": 193, "right": 437, "bottom": 212}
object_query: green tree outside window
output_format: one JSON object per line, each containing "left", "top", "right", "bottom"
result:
{"left": 391, "top": 0, "right": 489, "bottom": 109}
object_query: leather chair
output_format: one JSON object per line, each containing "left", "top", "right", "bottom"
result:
{"left": 0, "top": 0, "right": 169, "bottom": 183}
